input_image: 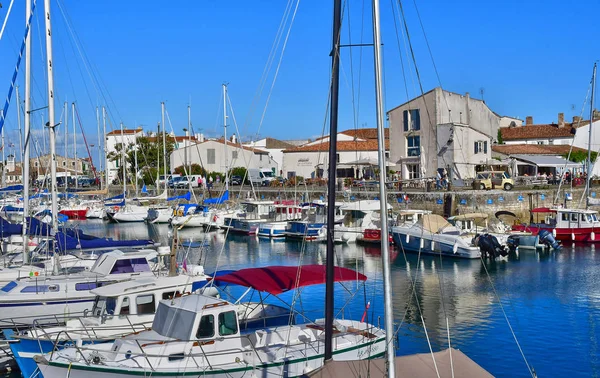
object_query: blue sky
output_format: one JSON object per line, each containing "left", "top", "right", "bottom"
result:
{"left": 0, "top": 0, "right": 598, "bottom": 166}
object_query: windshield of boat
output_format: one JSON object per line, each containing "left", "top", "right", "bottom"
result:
{"left": 92, "top": 296, "right": 117, "bottom": 317}
{"left": 153, "top": 302, "right": 197, "bottom": 340}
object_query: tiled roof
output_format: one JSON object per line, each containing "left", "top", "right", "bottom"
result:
{"left": 264, "top": 137, "right": 296, "bottom": 149}
{"left": 284, "top": 139, "right": 389, "bottom": 153}
{"left": 339, "top": 128, "right": 389, "bottom": 140}
{"left": 106, "top": 129, "right": 142, "bottom": 136}
{"left": 492, "top": 144, "right": 588, "bottom": 155}
{"left": 500, "top": 124, "right": 576, "bottom": 141}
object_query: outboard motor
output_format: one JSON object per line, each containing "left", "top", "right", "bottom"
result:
{"left": 474, "top": 233, "right": 509, "bottom": 259}
{"left": 506, "top": 235, "right": 520, "bottom": 253}
{"left": 538, "top": 229, "right": 560, "bottom": 250}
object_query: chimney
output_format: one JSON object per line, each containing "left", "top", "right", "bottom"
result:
{"left": 558, "top": 112, "right": 565, "bottom": 127}
{"left": 230, "top": 133, "right": 237, "bottom": 144}
{"left": 573, "top": 116, "right": 582, "bottom": 124}
{"left": 525, "top": 116, "right": 533, "bottom": 125}
{"left": 594, "top": 109, "right": 600, "bottom": 121}
{"left": 199, "top": 133, "right": 205, "bottom": 143}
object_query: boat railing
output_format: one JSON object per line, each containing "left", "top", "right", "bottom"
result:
{"left": 0, "top": 310, "right": 87, "bottom": 330}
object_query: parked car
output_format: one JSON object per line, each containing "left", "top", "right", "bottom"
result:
{"left": 158, "top": 174, "right": 180, "bottom": 187}
{"left": 476, "top": 171, "right": 514, "bottom": 191}
{"left": 173, "top": 177, "right": 192, "bottom": 189}
{"left": 229, "top": 175, "right": 243, "bottom": 185}
{"left": 168, "top": 176, "right": 185, "bottom": 188}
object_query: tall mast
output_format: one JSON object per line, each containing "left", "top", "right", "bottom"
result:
{"left": 44, "top": 0, "right": 58, "bottom": 230}
{"left": 120, "top": 122, "right": 126, "bottom": 198}
{"left": 63, "top": 101, "right": 67, "bottom": 193}
{"left": 22, "top": 0, "right": 33, "bottom": 264}
{"left": 372, "top": 0, "right": 395, "bottom": 375}
{"left": 324, "top": 0, "right": 342, "bottom": 362}
{"left": 134, "top": 125, "right": 138, "bottom": 197}
{"left": 187, "top": 104, "right": 191, "bottom": 174}
{"left": 72, "top": 102, "right": 77, "bottom": 189}
{"left": 96, "top": 106, "right": 101, "bottom": 188}
{"left": 1, "top": 126, "right": 5, "bottom": 187}
{"left": 586, "top": 63, "right": 597, "bottom": 209}
{"left": 102, "top": 106, "right": 107, "bottom": 189}
{"left": 222, "top": 84, "right": 228, "bottom": 189}
{"left": 161, "top": 102, "right": 167, "bottom": 193}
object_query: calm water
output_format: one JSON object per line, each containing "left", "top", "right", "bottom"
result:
{"left": 71, "top": 220, "right": 600, "bottom": 377}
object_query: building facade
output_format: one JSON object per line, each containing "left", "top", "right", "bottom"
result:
{"left": 388, "top": 87, "right": 515, "bottom": 181}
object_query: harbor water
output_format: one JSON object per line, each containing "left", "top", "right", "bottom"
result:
{"left": 54, "top": 220, "right": 600, "bottom": 377}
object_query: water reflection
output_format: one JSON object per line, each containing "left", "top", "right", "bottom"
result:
{"left": 74, "top": 220, "right": 600, "bottom": 378}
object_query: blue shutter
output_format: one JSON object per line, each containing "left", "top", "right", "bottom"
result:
{"left": 484, "top": 141, "right": 488, "bottom": 154}
{"left": 414, "top": 110, "right": 421, "bottom": 130}
{"left": 474, "top": 142, "right": 478, "bottom": 154}
{"left": 403, "top": 110, "right": 408, "bottom": 131}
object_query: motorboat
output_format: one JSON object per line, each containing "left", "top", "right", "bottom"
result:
{"left": 512, "top": 207, "right": 600, "bottom": 243}
{"left": 257, "top": 201, "right": 302, "bottom": 238}
{"left": 332, "top": 200, "right": 391, "bottom": 243}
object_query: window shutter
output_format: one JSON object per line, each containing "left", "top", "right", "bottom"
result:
{"left": 414, "top": 110, "right": 421, "bottom": 130}
{"left": 484, "top": 141, "right": 488, "bottom": 154}
{"left": 474, "top": 142, "right": 478, "bottom": 154}
{"left": 403, "top": 110, "right": 408, "bottom": 131}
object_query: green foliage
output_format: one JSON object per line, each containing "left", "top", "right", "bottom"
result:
{"left": 174, "top": 164, "right": 207, "bottom": 176}
{"left": 497, "top": 129, "right": 504, "bottom": 144}
{"left": 229, "top": 167, "right": 248, "bottom": 183}
{"left": 563, "top": 150, "right": 598, "bottom": 163}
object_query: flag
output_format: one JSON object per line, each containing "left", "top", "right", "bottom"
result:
{"left": 182, "top": 258, "right": 188, "bottom": 273}
{"left": 141, "top": 184, "right": 147, "bottom": 193}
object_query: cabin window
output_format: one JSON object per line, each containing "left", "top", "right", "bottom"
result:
{"left": 120, "top": 297, "right": 130, "bottom": 315}
{"left": 162, "top": 291, "right": 180, "bottom": 300}
{"left": 561, "top": 213, "right": 568, "bottom": 221}
{"left": 75, "top": 282, "right": 98, "bottom": 291}
{"left": 1, "top": 281, "right": 17, "bottom": 292}
{"left": 93, "top": 296, "right": 117, "bottom": 316}
{"left": 136, "top": 294, "right": 156, "bottom": 314}
{"left": 570, "top": 213, "right": 578, "bottom": 222}
{"left": 593, "top": 214, "right": 598, "bottom": 222}
{"left": 207, "top": 149, "right": 216, "bottom": 164}
{"left": 20, "top": 285, "right": 60, "bottom": 293}
{"left": 110, "top": 258, "right": 150, "bottom": 274}
{"left": 218, "top": 311, "right": 238, "bottom": 336}
{"left": 196, "top": 315, "right": 215, "bottom": 339}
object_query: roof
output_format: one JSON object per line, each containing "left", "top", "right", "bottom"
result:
{"left": 500, "top": 124, "right": 576, "bottom": 141}
{"left": 168, "top": 293, "right": 229, "bottom": 312}
{"left": 418, "top": 214, "right": 452, "bottom": 234}
{"left": 308, "top": 348, "right": 493, "bottom": 378}
{"left": 284, "top": 140, "right": 389, "bottom": 153}
{"left": 264, "top": 137, "right": 296, "bottom": 149}
{"left": 106, "top": 129, "right": 142, "bottom": 136}
{"left": 492, "top": 144, "right": 588, "bottom": 156}
{"left": 339, "top": 128, "right": 389, "bottom": 140}
{"left": 213, "top": 265, "right": 367, "bottom": 294}
{"left": 511, "top": 154, "right": 583, "bottom": 168}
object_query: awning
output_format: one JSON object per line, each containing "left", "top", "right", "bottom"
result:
{"left": 511, "top": 154, "right": 583, "bottom": 168}
{"left": 212, "top": 265, "right": 367, "bottom": 294}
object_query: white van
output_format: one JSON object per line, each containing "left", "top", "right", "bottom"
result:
{"left": 157, "top": 174, "right": 180, "bottom": 187}
{"left": 248, "top": 168, "right": 275, "bottom": 186}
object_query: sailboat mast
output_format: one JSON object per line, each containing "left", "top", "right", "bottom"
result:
{"left": 120, "top": 121, "right": 126, "bottom": 198}
{"left": 2, "top": 127, "right": 5, "bottom": 187}
{"left": 64, "top": 101, "right": 67, "bottom": 191}
{"left": 44, "top": 0, "right": 58, "bottom": 229}
{"left": 72, "top": 102, "right": 77, "bottom": 189}
{"left": 134, "top": 126, "right": 138, "bottom": 197}
{"left": 586, "top": 63, "right": 596, "bottom": 209}
{"left": 22, "top": 0, "right": 32, "bottom": 264}
{"left": 102, "top": 106, "right": 107, "bottom": 189}
{"left": 187, "top": 104, "right": 191, "bottom": 174}
{"left": 96, "top": 106, "right": 101, "bottom": 188}
{"left": 372, "top": 0, "right": 395, "bottom": 375}
{"left": 223, "top": 84, "right": 228, "bottom": 189}
{"left": 161, "top": 102, "right": 167, "bottom": 192}
{"left": 324, "top": 0, "right": 342, "bottom": 362}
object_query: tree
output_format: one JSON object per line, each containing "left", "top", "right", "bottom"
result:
{"left": 563, "top": 150, "right": 598, "bottom": 164}
{"left": 497, "top": 129, "right": 503, "bottom": 144}
{"left": 174, "top": 164, "right": 207, "bottom": 176}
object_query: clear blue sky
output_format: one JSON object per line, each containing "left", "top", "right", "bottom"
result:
{"left": 0, "top": 0, "right": 598, "bottom": 166}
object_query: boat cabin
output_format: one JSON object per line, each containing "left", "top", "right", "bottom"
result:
{"left": 88, "top": 250, "right": 157, "bottom": 277}
{"left": 396, "top": 210, "right": 431, "bottom": 226}
{"left": 239, "top": 201, "right": 276, "bottom": 221}
{"left": 447, "top": 213, "right": 489, "bottom": 234}
{"left": 531, "top": 207, "right": 600, "bottom": 229}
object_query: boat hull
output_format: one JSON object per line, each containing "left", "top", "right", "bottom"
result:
{"left": 512, "top": 225, "right": 600, "bottom": 243}
{"left": 391, "top": 229, "right": 480, "bottom": 259}
{"left": 285, "top": 222, "right": 326, "bottom": 241}
{"left": 59, "top": 209, "right": 88, "bottom": 220}
{"left": 257, "top": 222, "right": 287, "bottom": 238}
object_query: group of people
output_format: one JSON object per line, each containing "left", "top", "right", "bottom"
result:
{"left": 435, "top": 169, "right": 448, "bottom": 190}
{"left": 533, "top": 171, "right": 587, "bottom": 185}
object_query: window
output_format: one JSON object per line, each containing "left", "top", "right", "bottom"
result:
{"left": 109, "top": 258, "right": 150, "bottom": 274}
{"left": 407, "top": 164, "right": 420, "bottom": 180}
{"left": 21, "top": 285, "right": 59, "bottom": 293}
{"left": 62, "top": 161, "right": 66, "bottom": 167}
{"left": 474, "top": 141, "right": 488, "bottom": 154}
{"left": 136, "top": 294, "right": 156, "bottom": 314}
{"left": 218, "top": 311, "right": 238, "bottom": 336}
{"left": 562, "top": 213, "right": 568, "bottom": 221}
{"left": 232, "top": 150, "right": 238, "bottom": 159}
{"left": 207, "top": 149, "right": 216, "bottom": 164}
{"left": 162, "top": 291, "right": 180, "bottom": 300}
{"left": 75, "top": 282, "right": 98, "bottom": 291}
{"left": 403, "top": 109, "right": 421, "bottom": 131}
{"left": 336, "top": 153, "right": 340, "bottom": 163}
{"left": 407, "top": 136, "right": 420, "bottom": 157}
{"left": 72, "top": 161, "right": 76, "bottom": 167}
{"left": 537, "top": 141, "right": 544, "bottom": 145}
{"left": 548, "top": 139, "right": 554, "bottom": 145}
{"left": 260, "top": 154, "right": 263, "bottom": 161}
{"left": 570, "top": 213, "right": 578, "bottom": 222}
{"left": 1, "top": 281, "right": 18, "bottom": 292}
{"left": 120, "top": 297, "right": 130, "bottom": 315}
{"left": 34, "top": 161, "right": 38, "bottom": 167}
{"left": 196, "top": 314, "right": 215, "bottom": 338}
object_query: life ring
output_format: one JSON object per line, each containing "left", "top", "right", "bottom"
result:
{"left": 213, "top": 214, "right": 218, "bottom": 222}
{"left": 177, "top": 209, "right": 184, "bottom": 217}
{"left": 113, "top": 206, "right": 119, "bottom": 212}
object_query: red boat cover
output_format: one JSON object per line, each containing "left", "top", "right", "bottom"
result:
{"left": 531, "top": 207, "right": 556, "bottom": 213}
{"left": 213, "top": 265, "right": 367, "bottom": 294}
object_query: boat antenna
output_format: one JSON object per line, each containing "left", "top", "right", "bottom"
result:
{"left": 372, "top": 0, "right": 395, "bottom": 375}
{"left": 324, "top": 0, "right": 342, "bottom": 362}
{"left": 586, "top": 62, "right": 596, "bottom": 209}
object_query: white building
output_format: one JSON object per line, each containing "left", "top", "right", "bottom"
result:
{"left": 105, "top": 128, "right": 144, "bottom": 183}
{"left": 388, "top": 87, "right": 517, "bottom": 180}
{"left": 281, "top": 128, "right": 389, "bottom": 179}
{"left": 242, "top": 137, "right": 296, "bottom": 175}
{"left": 170, "top": 139, "right": 277, "bottom": 174}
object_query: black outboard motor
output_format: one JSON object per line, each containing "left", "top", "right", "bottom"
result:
{"left": 474, "top": 233, "right": 509, "bottom": 258}
{"left": 538, "top": 229, "right": 560, "bottom": 250}
{"left": 506, "top": 235, "right": 520, "bottom": 253}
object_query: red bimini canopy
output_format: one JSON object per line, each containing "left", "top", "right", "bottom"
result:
{"left": 531, "top": 207, "right": 556, "bottom": 213}
{"left": 213, "top": 265, "right": 367, "bottom": 295}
